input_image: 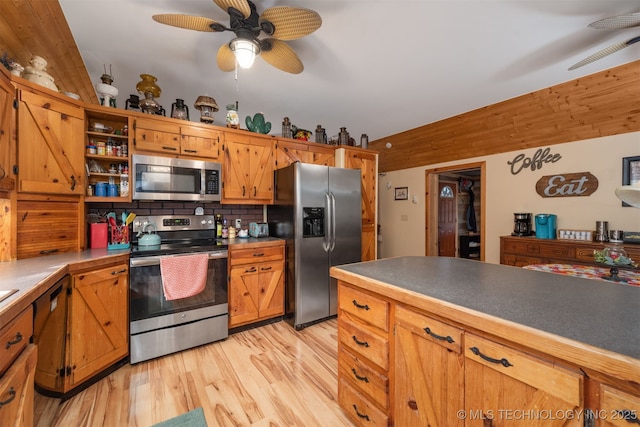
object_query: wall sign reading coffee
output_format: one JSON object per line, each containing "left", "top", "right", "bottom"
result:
{"left": 535, "top": 172, "right": 598, "bottom": 198}
{"left": 507, "top": 147, "right": 562, "bottom": 175}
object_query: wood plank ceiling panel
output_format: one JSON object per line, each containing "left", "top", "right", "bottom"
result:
{"left": 0, "top": 0, "right": 97, "bottom": 104}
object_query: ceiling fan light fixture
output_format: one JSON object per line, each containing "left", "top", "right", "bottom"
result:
{"left": 230, "top": 38, "right": 260, "bottom": 69}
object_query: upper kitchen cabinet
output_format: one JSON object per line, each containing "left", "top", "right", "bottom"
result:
{"left": 132, "top": 115, "right": 222, "bottom": 160}
{"left": 274, "top": 138, "right": 335, "bottom": 169}
{"left": 336, "top": 147, "right": 378, "bottom": 261}
{"left": 15, "top": 82, "right": 85, "bottom": 195}
{"left": 223, "top": 131, "right": 274, "bottom": 204}
{"left": 0, "top": 68, "right": 15, "bottom": 191}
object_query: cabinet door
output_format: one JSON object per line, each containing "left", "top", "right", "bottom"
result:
{"left": 308, "top": 144, "right": 335, "bottom": 166}
{"left": 228, "top": 263, "right": 260, "bottom": 327}
{"left": 464, "top": 333, "right": 583, "bottom": 427}
{"left": 0, "top": 344, "right": 36, "bottom": 427}
{"left": 0, "top": 68, "right": 14, "bottom": 187}
{"left": 255, "top": 260, "right": 284, "bottom": 320}
{"left": 180, "top": 126, "right": 221, "bottom": 159}
{"left": 223, "top": 134, "right": 274, "bottom": 203}
{"left": 68, "top": 263, "right": 128, "bottom": 388}
{"left": 394, "top": 306, "right": 464, "bottom": 427}
{"left": 17, "top": 87, "right": 84, "bottom": 195}
{"left": 134, "top": 117, "right": 180, "bottom": 154}
{"left": 599, "top": 385, "right": 640, "bottom": 427}
{"left": 275, "top": 139, "right": 311, "bottom": 169}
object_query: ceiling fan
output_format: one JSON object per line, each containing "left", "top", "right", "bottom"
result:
{"left": 569, "top": 12, "right": 640, "bottom": 70}
{"left": 152, "top": 0, "right": 321, "bottom": 74}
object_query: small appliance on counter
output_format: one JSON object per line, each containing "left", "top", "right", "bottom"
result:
{"left": 535, "top": 214, "right": 557, "bottom": 239}
{"left": 512, "top": 213, "right": 533, "bottom": 236}
{"left": 249, "top": 222, "right": 269, "bottom": 238}
{"left": 594, "top": 220, "right": 609, "bottom": 242}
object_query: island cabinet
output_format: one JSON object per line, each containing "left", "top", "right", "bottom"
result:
{"left": 500, "top": 236, "right": 640, "bottom": 267}
{"left": 228, "top": 241, "right": 285, "bottom": 328}
{"left": 337, "top": 284, "right": 390, "bottom": 427}
{"left": 33, "top": 260, "right": 128, "bottom": 398}
{"left": 274, "top": 138, "right": 335, "bottom": 169}
{"left": 394, "top": 305, "right": 464, "bottom": 427}
{"left": 131, "top": 115, "right": 223, "bottom": 159}
{"left": 335, "top": 147, "right": 378, "bottom": 261}
{"left": 223, "top": 132, "right": 274, "bottom": 204}
{"left": 599, "top": 385, "right": 640, "bottom": 427}
{"left": 15, "top": 83, "right": 85, "bottom": 196}
{"left": 0, "top": 305, "right": 36, "bottom": 427}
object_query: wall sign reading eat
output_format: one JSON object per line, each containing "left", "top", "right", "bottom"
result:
{"left": 535, "top": 172, "right": 598, "bottom": 198}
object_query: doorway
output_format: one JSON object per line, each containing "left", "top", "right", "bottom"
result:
{"left": 425, "top": 162, "right": 486, "bottom": 259}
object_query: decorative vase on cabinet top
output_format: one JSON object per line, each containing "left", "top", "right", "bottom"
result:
{"left": 22, "top": 55, "right": 59, "bottom": 92}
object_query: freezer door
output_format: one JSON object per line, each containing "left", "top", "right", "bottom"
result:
{"left": 328, "top": 167, "right": 362, "bottom": 315}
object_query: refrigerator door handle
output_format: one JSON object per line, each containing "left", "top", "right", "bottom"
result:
{"left": 329, "top": 192, "right": 336, "bottom": 251}
{"left": 323, "top": 192, "right": 332, "bottom": 252}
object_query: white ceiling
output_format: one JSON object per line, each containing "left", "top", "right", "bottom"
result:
{"left": 58, "top": 0, "right": 639, "bottom": 142}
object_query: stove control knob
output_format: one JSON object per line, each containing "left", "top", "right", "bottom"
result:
{"left": 201, "top": 219, "right": 207, "bottom": 225}
{"left": 207, "top": 219, "right": 213, "bottom": 225}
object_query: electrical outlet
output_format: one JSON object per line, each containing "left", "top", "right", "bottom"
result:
{"left": 235, "top": 219, "right": 242, "bottom": 229}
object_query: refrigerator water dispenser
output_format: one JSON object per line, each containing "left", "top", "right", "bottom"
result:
{"left": 303, "top": 207, "right": 325, "bottom": 237}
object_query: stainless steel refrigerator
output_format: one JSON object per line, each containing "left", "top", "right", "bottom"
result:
{"left": 268, "top": 162, "right": 362, "bottom": 329}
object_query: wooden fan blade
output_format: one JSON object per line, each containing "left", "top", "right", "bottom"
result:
{"left": 261, "top": 39, "right": 303, "bottom": 74}
{"left": 589, "top": 12, "right": 640, "bottom": 29}
{"left": 569, "top": 36, "right": 640, "bottom": 70}
{"left": 217, "top": 43, "right": 236, "bottom": 72}
{"left": 152, "top": 14, "right": 219, "bottom": 32}
{"left": 260, "top": 7, "right": 322, "bottom": 41}
{"left": 213, "top": 0, "right": 251, "bottom": 19}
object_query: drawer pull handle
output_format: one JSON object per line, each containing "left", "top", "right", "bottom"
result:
{"left": 352, "top": 335, "right": 369, "bottom": 348}
{"left": 469, "top": 346, "right": 513, "bottom": 367}
{"left": 162, "top": 146, "right": 178, "bottom": 151}
{"left": 260, "top": 266, "right": 272, "bottom": 271}
{"left": 5, "top": 332, "right": 22, "bottom": 349}
{"left": 351, "top": 368, "right": 369, "bottom": 383}
{"left": 424, "top": 327, "right": 454, "bottom": 343}
{"left": 253, "top": 253, "right": 265, "bottom": 257}
{"left": 245, "top": 267, "right": 257, "bottom": 273}
{"left": 0, "top": 387, "right": 16, "bottom": 407}
{"left": 615, "top": 410, "right": 640, "bottom": 424}
{"left": 352, "top": 300, "right": 370, "bottom": 310}
{"left": 112, "top": 269, "right": 127, "bottom": 275}
{"left": 407, "top": 400, "right": 418, "bottom": 411}
{"left": 352, "top": 404, "right": 370, "bottom": 421}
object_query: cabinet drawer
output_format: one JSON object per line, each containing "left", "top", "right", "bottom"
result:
{"left": 465, "top": 334, "right": 582, "bottom": 407}
{"left": 339, "top": 286, "right": 389, "bottom": 332}
{"left": 229, "top": 245, "right": 283, "bottom": 265}
{"left": 395, "top": 305, "right": 462, "bottom": 354}
{"left": 0, "top": 344, "right": 37, "bottom": 427}
{"left": 501, "top": 254, "right": 543, "bottom": 267}
{"left": 339, "top": 318, "right": 388, "bottom": 371}
{"left": 600, "top": 385, "right": 640, "bottom": 427}
{"left": 339, "top": 377, "right": 389, "bottom": 427}
{"left": 339, "top": 348, "right": 389, "bottom": 410}
{"left": 135, "top": 117, "right": 178, "bottom": 134}
{"left": 503, "top": 240, "right": 574, "bottom": 259}
{"left": 575, "top": 247, "right": 597, "bottom": 262}
{"left": 0, "top": 305, "right": 33, "bottom": 376}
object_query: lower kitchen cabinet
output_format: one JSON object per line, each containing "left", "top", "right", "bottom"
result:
{"left": 337, "top": 283, "right": 390, "bottom": 427}
{"left": 394, "top": 305, "right": 464, "bottom": 427}
{"left": 228, "top": 241, "right": 285, "bottom": 328}
{"left": 599, "top": 385, "right": 640, "bottom": 427}
{"left": 0, "top": 305, "right": 35, "bottom": 427}
{"left": 33, "top": 260, "right": 128, "bottom": 398}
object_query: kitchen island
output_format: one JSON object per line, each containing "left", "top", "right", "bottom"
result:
{"left": 331, "top": 256, "right": 639, "bottom": 427}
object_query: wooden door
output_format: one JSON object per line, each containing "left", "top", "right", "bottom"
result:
{"left": 0, "top": 345, "right": 36, "bottom": 427}
{"left": 17, "top": 87, "right": 85, "bottom": 195}
{"left": 223, "top": 136, "right": 252, "bottom": 200}
{"left": 228, "top": 264, "right": 260, "bottom": 327}
{"left": 133, "top": 117, "right": 180, "bottom": 154}
{"left": 394, "top": 306, "right": 464, "bottom": 427}
{"left": 180, "top": 126, "right": 221, "bottom": 159}
{"left": 464, "top": 333, "right": 583, "bottom": 427}
{"left": 308, "top": 144, "right": 335, "bottom": 166}
{"left": 274, "top": 139, "right": 311, "bottom": 169}
{"left": 438, "top": 182, "right": 457, "bottom": 257}
{"left": 68, "top": 263, "right": 128, "bottom": 389}
{"left": 247, "top": 138, "right": 274, "bottom": 203}
{"left": 256, "top": 260, "right": 284, "bottom": 320}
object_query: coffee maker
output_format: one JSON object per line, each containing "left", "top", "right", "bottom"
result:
{"left": 512, "top": 213, "right": 533, "bottom": 236}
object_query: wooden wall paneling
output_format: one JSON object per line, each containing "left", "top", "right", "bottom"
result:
{"left": 372, "top": 61, "right": 640, "bottom": 172}
{"left": 0, "top": 0, "right": 97, "bottom": 104}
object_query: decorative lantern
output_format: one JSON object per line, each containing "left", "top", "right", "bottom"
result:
{"left": 171, "top": 99, "right": 189, "bottom": 120}
{"left": 194, "top": 96, "right": 219, "bottom": 123}
{"left": 136, "top": 74, "right": 163, "bottom": 115}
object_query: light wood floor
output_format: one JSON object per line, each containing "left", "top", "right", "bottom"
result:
{"left": 33, "top": 318, "right": 354, "bottom": 427}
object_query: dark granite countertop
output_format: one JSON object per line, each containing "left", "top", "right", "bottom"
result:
{"left": 332, "top": 256, "right": 640, "bottom": 361}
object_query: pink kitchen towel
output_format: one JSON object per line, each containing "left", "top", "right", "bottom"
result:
{"left": 160, "top": 253, "right": 209, "bottom": 301}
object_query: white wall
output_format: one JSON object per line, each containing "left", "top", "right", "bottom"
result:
{"left": 378, "top": 132, "right": 640, "bottom": 263}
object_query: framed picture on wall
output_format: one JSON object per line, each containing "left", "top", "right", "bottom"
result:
{"left": 621, "top": 155, "right": 640, "bottom": 207}
{"left": 395, "top": 187, "right": 408, "bottom": 200}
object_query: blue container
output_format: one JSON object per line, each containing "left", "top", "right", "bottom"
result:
{"left": 95, "top": 182, "right": 107, "bottom": 197}
{"left": 535, "top": 214, "right": 557, "bottom": 239}
{"left": 108, "top": 184, "right": 119, "bottom": 197}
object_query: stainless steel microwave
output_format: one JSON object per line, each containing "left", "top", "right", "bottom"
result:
{"left": 132, "top": 154, "right": 221, "bottom": 201}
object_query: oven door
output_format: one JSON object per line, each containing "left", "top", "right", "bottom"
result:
{"left": 129, "top": 250, "right": 228, "bottom": 330}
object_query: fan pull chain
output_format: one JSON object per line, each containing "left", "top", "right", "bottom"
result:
{"left": 234, "top": 62, "right": 239, "bottom": 112}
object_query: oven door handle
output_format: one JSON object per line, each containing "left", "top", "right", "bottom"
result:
{"left": 130, "top": 251, "right": 228, "bottom": 267}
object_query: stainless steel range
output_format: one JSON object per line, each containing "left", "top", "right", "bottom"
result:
{"left": 129, "top": 215, "right": 228, "bottom": 364}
